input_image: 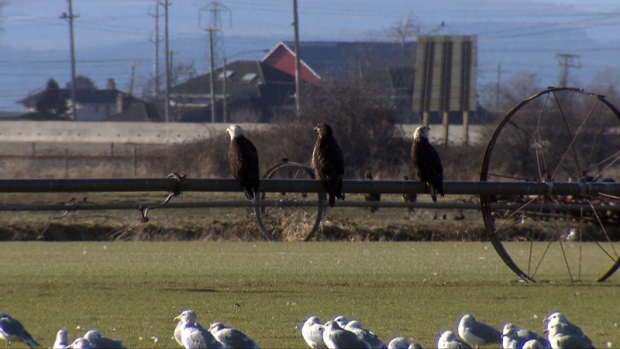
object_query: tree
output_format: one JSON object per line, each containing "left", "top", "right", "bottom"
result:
{"left": 387, "top": 14, "right": 420, "bottom": 53}
{"left": 66, "top": 75, "right": 97, "bottom": 90}
{"left": 36, "top": 79, "right": 69, "bottom": 120}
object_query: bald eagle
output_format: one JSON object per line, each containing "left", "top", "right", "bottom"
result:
{"left": 312, "top": 123, "right": 345, "bottom": 207}
{"left": 364, "top": 170, "right": 380, "bottom": 213}
{"left": 227, "top": 124, "right": 259, "bottom": 201}
{"left": 402, "top": 175, "right": 417, "bottom": 214}
{"left": 411, "top": 126, "right": 444, "bottom": 202}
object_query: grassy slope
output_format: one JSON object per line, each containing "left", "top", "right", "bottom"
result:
{"left": 0, "top": 242, "right": 619, "bottom": 349}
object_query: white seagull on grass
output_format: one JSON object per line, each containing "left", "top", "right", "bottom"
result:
{"left": 0, "top": 312, "right": 41, "bottom": 348}
{"left": 174, "top": 310, "right": 220, "bottom": 349}
{"left": 53, "top": 329, "right": 69, "bottom": 349}
{"left": 301, "top": 316, "right": 327, "bottom": 349}
{"left": 387, "top": 336, "right": 423, "bottom": 349}
{"left": 458, "top": 314, "right": 501, "bottom": 348}
{"left": 83, "top": 330, "right": 126, "bottom": 349}
{"left": 344, "top": 320, "right": 384, "bottom": 349}
{"left": 501, "top": 323, "right": 548, "bottom": 349}
{"left": 438, "top": 330, "right": 473, "bottom": 349}
{"left": 322, "top": 320, "right": 370, "bottom": 349}
{"left": 208, "top": 322, "right": 260, "bottom": 349}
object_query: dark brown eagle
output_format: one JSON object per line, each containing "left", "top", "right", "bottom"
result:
{"left": 227, "top": 124, "right": 259, "bottom": 201}
{"left": 411, "top": 126, "right": 444, "bottom": 202}
{"left": 402, "top": 175, "right": 417, "bottom": 214}
{"left": 312, "top": 123, "right": 345, "bottom": 207}
{"left": 364, "top": 170, "right": 380, "bottom": 213}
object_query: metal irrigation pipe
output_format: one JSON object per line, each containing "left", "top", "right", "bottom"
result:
{"left": 0, "top": 178, "right": 619, "bottom": 196}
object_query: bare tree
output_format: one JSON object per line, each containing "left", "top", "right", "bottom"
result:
{"left": 387, "top": 14, "right": 420, "bottom": 53}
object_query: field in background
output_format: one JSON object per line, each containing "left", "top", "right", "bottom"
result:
{"left": 0, "top": 242, "right": 619, "bottom": 349}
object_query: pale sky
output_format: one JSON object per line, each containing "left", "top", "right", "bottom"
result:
{"left": 0, "top": 0, "right": 619, "bottom": 111}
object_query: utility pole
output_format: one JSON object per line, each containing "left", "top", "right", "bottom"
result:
{"left": 128, "top": 62, "right": 137, "bottom": 96}
{"left": 556, "top": 53, "right": 581, "bottom": 87}
{"left": 149, "top": 0, "right": 162, "bottom": 99}
{"left": 60, "top": 0, "right": 79, "bottom": 121}
{"left": 293, "top": 0, "right": 301, "bottom": 119}
{"left": 163, "top": 0, "right": 170, "bottom": 123}
{"left": 207, "top": 28, "right": 217, "bottom": 123}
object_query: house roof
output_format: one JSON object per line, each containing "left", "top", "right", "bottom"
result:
{"left": 171, "top": 60, "right": 295, "bottom": 97}
{"left": 272, "top": 41, "right": 417, "bottom": 80}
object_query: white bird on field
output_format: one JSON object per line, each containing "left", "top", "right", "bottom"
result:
{"left": 301, "top": 316, "right": 327, "bottom": 349}
{"left": 322, "top": 320, "right": 370, "bottom": 349}
{"left": 83, "top": 330, "right": 126, "bottom": 349}
{"left": 458, "top": 314, "right": 501, "bottom": 348}
{"left": 53, "top": 329, "right": 69, "bottom": 349}
{"left": 66, "top": 338, "right": 93, "bottom": 349}
{"left": 501, "top": 323, "right": 548, "bottom": 349}
{"left": 544, "top": 312, "right": 586, "bottom": 338}
{"left": 546, "top": 323, "right": 595, "bottom": 349}
{"left": 437, "top": 330, "right": 473, "bottom": 349}
{"left": 0, "top": 312, "right": 41, "bottom": 348}
{"left": 333, "top": 316, "right": 350, "bottom": 329}
{"left": 387, "top": 336, "right": 423, "bottom": 349}
{"left": 174, "top": 316, "right": 185, "bottom": 347}
{"left": 208, "top": 322, "right": 260, "bottom": 349}
{"left": 174, "top": 309, "right": 220, "bottom": 349}
{"left": 522, "top": 339, "right": 547, "bottom": 349}
{"left": 344, "top": 320, "right": 384, "bottom": 349}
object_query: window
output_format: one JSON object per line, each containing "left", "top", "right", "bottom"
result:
{"left": 241, "top": 73, "right": 257, "bottom": 82}
{"left": 218, "top": 70, "right": 234, "bottom": 79}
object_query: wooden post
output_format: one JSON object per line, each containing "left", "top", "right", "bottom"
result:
{"left": 64, "top": 148, "right": 69, "bottom": 178}
{"left": 442, "top": 110, "right": 449, "bottom": 146}
{"left": 462, "top": 110, "right": 470, "bottom": 146}
{"left": 133, "top": 147, "right": 138, "bottom": 177}
{"left": 422, "top": 111, "right": 430, "bottom": 127}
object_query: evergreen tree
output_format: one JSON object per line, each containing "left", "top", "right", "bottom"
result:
{"left": 36, "top": 79, "right": 69, "bottom": 120}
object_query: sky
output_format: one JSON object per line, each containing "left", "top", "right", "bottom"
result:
{"left": 0, "top": 0, "right": 619, "bottom": 112}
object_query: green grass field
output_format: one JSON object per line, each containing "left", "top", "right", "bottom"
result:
{"left": 1, "top": 242, "right": 619, "bottom": 349}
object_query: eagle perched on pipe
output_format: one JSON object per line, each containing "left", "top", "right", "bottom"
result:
{"left": 312, "top": 123, "right": 345, "bottom": 207}
{"left": 411, "top": 126, "right": 444, "bottom": 202}
{"left": 227, "top": 124, "right": 259, "bottom": 201}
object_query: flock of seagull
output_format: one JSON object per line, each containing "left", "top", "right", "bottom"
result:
{"left": 302, "top": 312, "right": 596, "bottom": 349}
{"left": 0, "top": 310, "right": 597, "bottom": 349}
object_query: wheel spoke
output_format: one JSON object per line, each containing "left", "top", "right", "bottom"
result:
{"left": 480, "top": 87, "right": 620, "bottom": 282}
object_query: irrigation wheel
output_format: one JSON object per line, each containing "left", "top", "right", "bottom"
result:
{"left": 480, "top": 87, "right": 620, "bottom": 282}
{"left": 255, "top": 161, "right": 324, "bottom": 241}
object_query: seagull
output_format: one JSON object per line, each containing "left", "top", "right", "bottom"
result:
{"left": 53, "top": 329, "right": 69, "bottom": 349}
{"left": 333, "top": 316, "right": 350, "bottom": 329}
{"left": 0, "top": 312, "right": 41, "bottom": 348}
{"left": 83, "top": 330, "right": 126, "bottom": 349}
{"left": 387, "top": 336, "right": 423, "bottom": 349}
{"left": 174, "top": 316, "right": 185, "bottom": 347}
{"left": 301, "top": 316, "right": 327, "bottom": 349}
{"left": 322, "top": 320, "right": 370, "bottom": 349}
{"left": 208, "top": 322, "right": 260, "bottom": 349}
{"left": 501, "top": 323, "right": 548, "bottom": 349}
{"left": 546, "top": 323, "right": 595, "bottom": 349}
{"left": 344, "top": 321, "right": 384, "bottom": 349}
{"left": 437, "top": 330, "right": 473, "bottom": 349}
{"left": 522, "top": 339, "right": 547, "bottom": 349}
{"left": 174, "top": 310, "right": 220, "bottom": 349}
{"left": 458, "top": 314, "right": 501, "bottom": 348}
{"left": 544, "top": 312, "right": 586, "bottom": 338}
{"left": 66, "top": 338, "right": 93, "bottom": 349}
